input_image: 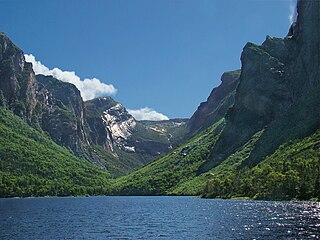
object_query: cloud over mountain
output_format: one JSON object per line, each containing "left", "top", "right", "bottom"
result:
{"left": 24, "top": 54, "right": 117, "bottom": 101}
{"left": 128, "top": 107, "right": 169, "bottom": 121}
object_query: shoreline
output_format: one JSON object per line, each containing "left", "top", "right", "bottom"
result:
{"left": 1, "top": 195, "right": 319, "bottom": 202}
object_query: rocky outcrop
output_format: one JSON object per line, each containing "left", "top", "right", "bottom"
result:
{"left": 0, "top": 33, "right": 89, "bottom": 154}
{"left": 211, "top": 39, "right": 294, "bottom": 158}
{"left": 102, "top": 103, "right": 137, "bottom": 151}
{"left": 84, "top": 97, "right": 115, "bottom": 153}
{"left": 188, "top": 70, "right": 240, "bottom": 135}
{"left": 36, "top": 74, "right": 88, "bottom": 152}
{"left": 85, "top": 97, "right": 187, "bottom": 159}
{"left": 0, "top": 32, "right": 37, "bottom": 122}
{"left": 200, "top": 0, "right": 319, "bottom": 172}
{"left": 85, "top": 97, "right": 136, "bottom": 154}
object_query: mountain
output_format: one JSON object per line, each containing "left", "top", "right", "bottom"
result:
{"left": 84, "top": 97, "right": 188, "bottom": 175}
{"left": 36, "top": 74, "right": 88, "bottom": 153}
{"left": 0, "top": 32, "right": 187, "bottom": 178}
{"left": 201, "top": 0, "right": 319, "bottom": 172}
{"left": 0, "top": 32, "right": 90, "bottom": 154}
{"left": 0, "top": 32, "right": 37, "bottom": 122}
{"left": 114, "top": 0, "right": 320, "bottom": 200}
{"left": 188, "top": 70, "right": 240, "bottom": 136}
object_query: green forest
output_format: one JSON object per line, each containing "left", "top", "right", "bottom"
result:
{"left": 0, "top": 107, "right": 111, "bottom": 197}
{"left": 203, "top": 130, "right": 320, "bottom": 200}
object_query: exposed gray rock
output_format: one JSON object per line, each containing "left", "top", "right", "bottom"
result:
{"left": 0, "top": 32, "right": 37, "bottom": 122}
{"left": 188, "top": 70, "right": 240, "bottom": 136}
{"left": 85, "top": 97, "right": 188, "bottom": 160}
{"left": 36, "top": 74, "right": 88, "bottom": 153}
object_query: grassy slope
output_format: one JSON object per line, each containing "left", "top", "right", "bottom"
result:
{"left": 112, "top": 119, "right": 224, "bottom": 195}
{"left": 0, "top": 107, "right": 111, "bottom": 197}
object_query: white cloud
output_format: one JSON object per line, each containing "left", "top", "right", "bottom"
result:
{"left": 24, "top": 54, "right": 117, "bottom": 101}
{"left": 128, "top": 107, "right": 169, "bottom": 121}
{"left": 289, "top": 0, "right": 297, "bottom": 24}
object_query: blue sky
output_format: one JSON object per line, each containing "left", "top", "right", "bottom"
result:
{"left": 0, "top": 0, "right": 296, "bottom": 120}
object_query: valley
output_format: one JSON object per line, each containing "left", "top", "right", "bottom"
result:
{"left": 0, "top": 0, "right": 319, "bottom": 201}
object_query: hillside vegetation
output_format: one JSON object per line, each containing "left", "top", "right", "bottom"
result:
{"left": 0, "top": 107, "right": 111, "bottom": 197}
{"left": 112, "top": 126, "right": 320, "bottom": 201}
{"left": 203, "top": 130, "right": 320, "bottom": 200}
{"left": 112, "top": 119, "right": 224, "bottom": 195}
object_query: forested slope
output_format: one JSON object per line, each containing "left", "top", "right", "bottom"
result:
{"left": 0, "top": 108, "right": 111, "bottom": 197}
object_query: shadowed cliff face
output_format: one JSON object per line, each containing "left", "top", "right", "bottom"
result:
{"left": 36, "top": 75, "right": 88, "bottom": 152}
{"left": 211, "top": 39, "right": 294, "bottom": 160}
{"left": 188, "top": 70, "right": 240, "bottom": 136}
{"left": 200, "top": 0, "right": 319, "bottom": 172}
{"left": 84, "top": 97, "right": 116, "bottom": 153}
{"left": 0, "top": 35, "right": 92, "bottom": 154}
{"left": 0, "top": 32, "right": 37, "bottom": 121}
{"left": 289, "top": 0, "right": 319, "bottom": 91}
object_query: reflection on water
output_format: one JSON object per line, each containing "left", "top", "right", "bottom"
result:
{"left": 0, "top": 196, "right": 319, "bottom": 239}
{"left": 225, "top": 200, "right": 320, "bottom": 239}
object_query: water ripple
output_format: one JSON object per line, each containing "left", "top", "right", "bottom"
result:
{"left": 0, "top": 197, "right": 319, "bottom": 239}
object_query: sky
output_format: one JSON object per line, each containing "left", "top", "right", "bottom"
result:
{"left": 0, "top": 0, "right": 296, "bottom": 120}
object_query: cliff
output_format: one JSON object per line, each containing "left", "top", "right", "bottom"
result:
{"left": 188, "top": 70, "right": 240, "bottom": 135}
{"left": 0, "top": 32, "right": 37, "bottom": 122}
{"left": 0, "top": 34, "right": 90, "bottom": 154}
{"left": 85, "top": 97, "right": 188, "bottom": 169}
{"left": 36, "top": 74, "right": 88, "bottom": 152}
{"left": 201, "top": 0, "right": 319, "bottom": 171}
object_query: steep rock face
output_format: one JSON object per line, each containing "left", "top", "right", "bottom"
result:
{"left": 86, "top": 97, "right": 186, "bottom": 171}
{"left": 85, "top": 97, "right": 186, "bottom": 159}
{"left": 36, "top": 75, "right": 88, "bottom": 152}
{"left": 200, "top": 0, "right": 319, "bottom": 171}
{"left": 0, "top": 33, "right": 88, "bottom": 154}
{"left": 84, "top": 97, "right": 115, "bottom": 153}
{"left": 241, "top": 0, "right": 320, "bottom": 166}
{"left": 84, "top": 97, "right": 188, "bottom": 174}
{"left": 85, "top": 97, "right": 136, "bottom": 154}
{"left": 102, "top": 103, "right": 137, "bottom": 152}
{"left": 212, "top": 40, "right": 293, "bottom": 156}
{"left": 0, "top": 32, "right": 37, "bottom": 122}
{"left": 291, "top": 0, "right": 319, "bottom": 90}
{"left": 188, "top": 70, "right": 240, "bottom": 135}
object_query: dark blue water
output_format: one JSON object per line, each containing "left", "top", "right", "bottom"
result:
{"left": 0, "top": 196, "right": 319, "bottom": 239}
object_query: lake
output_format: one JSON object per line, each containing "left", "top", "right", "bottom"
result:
{"left": 0, "top": 196, "right": 319, "bottom": 239}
